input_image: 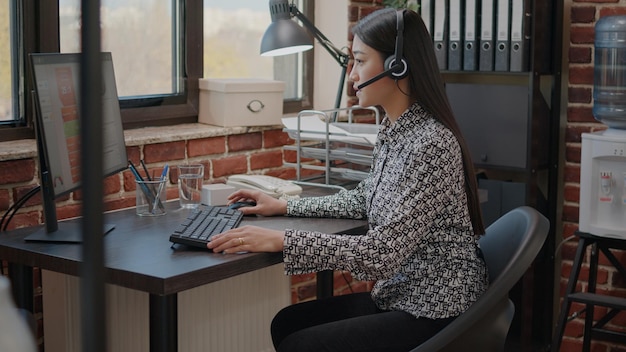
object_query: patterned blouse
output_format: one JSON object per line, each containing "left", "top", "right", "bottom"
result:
{"left": 284, "top": 102, "right": 488, "bottom": 319}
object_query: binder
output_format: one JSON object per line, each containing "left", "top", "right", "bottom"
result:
{"left": 510, "top": 0, "right": 531, "bottom": 72}
{"left": 495, "top": 0, "right": 511, "bottom": 71}
{"left": 420, "top": 0, "right": 433, "bottom": 36}
{"left": 463, "top": 0, "right": 479, "bottom": 71}
{"left": 433, "top": 0, "right": 448, "bottom": 70}
{"left": 448, "top": 0, "right": 463, "bottom": 71}
{"left": 479, "top": 0, "right": 495, "bottom": 71}
{"left": 478, "top": 179, "right": 502, "bottom": 227}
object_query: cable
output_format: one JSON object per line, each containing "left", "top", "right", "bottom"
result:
{"left": 1, "top": 186, "right": 41, "bottom": 232}
{"left": 1, "top": 185, "right": 40, "bottom": 231}
{"left": 554, "top": 234, "right": 577, "bottom": 258}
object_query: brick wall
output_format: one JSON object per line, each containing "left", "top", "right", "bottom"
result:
{"left": 1, "top": 129, "right": 300, "bottom": 232}
{"left": 559, "top": 1, "right": 626, "bottom": 351}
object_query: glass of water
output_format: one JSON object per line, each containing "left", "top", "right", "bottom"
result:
{"left": 177, "top": 164, "right": 204, "bottom": 209}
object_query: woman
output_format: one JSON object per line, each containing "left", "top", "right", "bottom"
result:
{"left": 208, "top": 8, "right": 487, "bottom": 351}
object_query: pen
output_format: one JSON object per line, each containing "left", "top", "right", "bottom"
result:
{"left": 128, "top": 160, "right": 144, "bottom": 182}
{"left": 140, "top": 160, "right": 152, "bottom": 181}
{"left": 151, "top": 164, "right": 169, "bottom": 213}
{"left": 129, "top": 160, "right": 156, "bottom": 211}
{"left": 159, "top": 164, "right": 169, "bottom": 181}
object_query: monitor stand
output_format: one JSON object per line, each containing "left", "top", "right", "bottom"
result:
{"left": 24, "top": 221, "right": 115, "bottom": 243}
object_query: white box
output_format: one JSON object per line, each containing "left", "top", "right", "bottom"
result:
{"left": 199, "top": 78, "right": 285, "bottom": 127}
{"left": 201, "top": 183, "right": 237, "bottom": 206}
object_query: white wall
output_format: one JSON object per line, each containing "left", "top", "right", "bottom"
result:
{"left": 313, "top": 1, "right": 349, "bottom": 110}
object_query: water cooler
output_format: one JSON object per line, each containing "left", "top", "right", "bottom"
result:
{"left": 579, "top": 16, "right": 626, "bottom": 239}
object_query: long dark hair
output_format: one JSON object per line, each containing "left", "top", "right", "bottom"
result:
{"left": 352, "top": 8, "right": 485, "bottom": 235}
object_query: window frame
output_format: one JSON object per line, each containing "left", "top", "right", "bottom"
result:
{"left": 282, "top": 0, "right": 314, "bottom": 115}
{"left": 0, "top": 0, "right": 314, "bottom": 142}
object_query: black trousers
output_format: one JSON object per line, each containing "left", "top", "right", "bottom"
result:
{"left": 271, "top": 292, "right": 455, "bottom": 352}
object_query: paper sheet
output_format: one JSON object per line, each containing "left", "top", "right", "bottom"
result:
{"left": 281, "top": 116, "right": 378, "bottom": 145}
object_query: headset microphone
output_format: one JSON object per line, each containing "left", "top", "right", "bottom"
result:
{"left": 356, "top": 10, "right": 408, "bottom": 91}
{"left": 357, "top": 62, "right": 404, "bottom": 90}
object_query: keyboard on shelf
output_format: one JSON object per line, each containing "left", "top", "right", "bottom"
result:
{"left": 169, "top": 205, "right": 243, "bottom": 249}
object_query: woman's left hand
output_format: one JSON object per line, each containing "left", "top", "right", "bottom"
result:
{"left": 207, "top": 225, "right": 285, "bottom": 254}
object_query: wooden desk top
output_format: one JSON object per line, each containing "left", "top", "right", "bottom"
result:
{"left": 0, "top": 201, "right": 368, "bottom": 295}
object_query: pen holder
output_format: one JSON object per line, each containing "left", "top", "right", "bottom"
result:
{"left": 135, "top": 179, "right": 167, "bottom": 216}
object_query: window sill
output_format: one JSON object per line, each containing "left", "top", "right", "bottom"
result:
{"left": 0, "top": 123, "right": 282, "bottom": 162}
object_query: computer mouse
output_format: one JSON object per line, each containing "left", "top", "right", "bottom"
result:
{"left": 228, "top": 201, "right": 257, "bottom": 210}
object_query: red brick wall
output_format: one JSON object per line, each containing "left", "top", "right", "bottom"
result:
{"left": 0, "top": 129, "right": 299, "bottom": 232}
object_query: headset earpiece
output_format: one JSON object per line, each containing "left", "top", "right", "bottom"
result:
{"left": 384, "top": 55, "right": 409, "bottom": 79}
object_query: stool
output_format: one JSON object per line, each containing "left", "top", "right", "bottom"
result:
{"left": 552, "top": 231, "right": 626, "bottom": 351}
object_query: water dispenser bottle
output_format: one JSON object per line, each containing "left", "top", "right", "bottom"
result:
{"left": 580, "top": 15, "right": 626, "bottom": 238}
{"left": 594, "top": 15, "right": 626, "bottom": 129}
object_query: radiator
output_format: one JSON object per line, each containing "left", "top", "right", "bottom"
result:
{"left": 42, "top": 264, "right": 290, "bottom": 352}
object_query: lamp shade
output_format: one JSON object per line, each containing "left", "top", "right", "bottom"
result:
{"left": 260, "top": 0, "right": 313, "bottom": 56}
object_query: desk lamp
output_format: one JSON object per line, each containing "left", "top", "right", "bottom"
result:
{"left": 260, "top": 0, "right": 350, "bottom": 110}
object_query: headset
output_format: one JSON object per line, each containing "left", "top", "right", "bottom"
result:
{"left": 357, "top": 10, "right": 409, "bottom": 90}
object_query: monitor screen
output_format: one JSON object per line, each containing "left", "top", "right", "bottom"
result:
{"left": 26, "top": 52, "right": 127, "bottom": 242}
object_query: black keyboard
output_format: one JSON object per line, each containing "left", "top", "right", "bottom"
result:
{"left": 169, "top": 205, "right": 243, "bottom": 249}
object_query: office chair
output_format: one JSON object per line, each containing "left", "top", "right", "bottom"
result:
{"left": 411, "top": 206, "right": 550, "bottom": 352}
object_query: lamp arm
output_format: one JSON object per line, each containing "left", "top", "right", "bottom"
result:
{"left": 289, "top": 4, "right": 350, "bottom": 68}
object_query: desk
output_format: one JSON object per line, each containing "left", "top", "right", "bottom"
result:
{"left": 0, "top": 201, "right": 367, "bottom": 352}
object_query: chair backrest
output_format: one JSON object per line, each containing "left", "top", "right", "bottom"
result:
{"left": 411, "top": 206, "right": 550, "bottom": 352}
{"left": 479, "top": 206, "right": 550, "bottom": 286}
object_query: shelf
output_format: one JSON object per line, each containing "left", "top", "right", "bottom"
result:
{"left": 568, "top": 292, "right": 626, "bottom": 310}
{"left": 282, "top": 106, "right": 380, "bottom": 188}
{"left": 438, "top": 1, "right": 562, "bottom": 348}
{"left": 443, "top": 71, "right": 533, "bottom": 85}
{"left": 284, "top": 144, "right": 373, "bottom": 166}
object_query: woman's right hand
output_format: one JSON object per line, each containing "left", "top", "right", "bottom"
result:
{"left": 226, "top": 189, "right": 288, "bottom": 217}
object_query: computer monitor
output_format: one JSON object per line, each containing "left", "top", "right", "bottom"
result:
{"left": 25, "top": 52, "right": 128, "bottom": 243}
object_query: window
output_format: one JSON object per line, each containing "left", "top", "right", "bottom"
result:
{"left": 0, "top": 3, "right": 12, "bottom": 122}
{"left": 58, "top": 0, "right": 197, "bottom": 129}
{"left": 0, "top": 0, "right": 32, "bottom": 141}
{"left": 203, "top": 0, "right": 313, "bottom": 111}
{"left": 0, "top": 0, "right": 313, "bottom": 142}
{"left": 0, "top": 1, "right": 21, "bottom": 124}
{"left": 59, "top": 0, "right": 184, "bottom": 100}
